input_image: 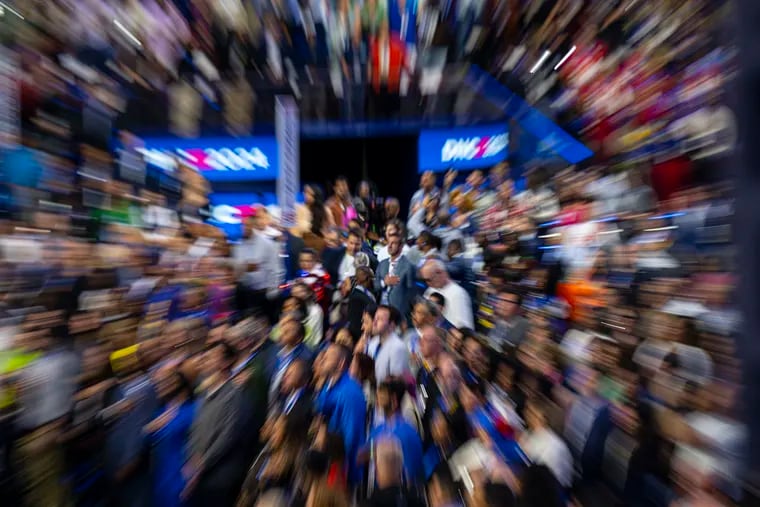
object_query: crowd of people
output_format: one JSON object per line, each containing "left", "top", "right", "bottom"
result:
{"left": 9, "top": 0, "right": 735, "bottom": 132}
{"left": 0, "top": 156, "right": 744, "bottom": 507}
{"left": 0, "top": 1, "right": 746, "bottom": 506}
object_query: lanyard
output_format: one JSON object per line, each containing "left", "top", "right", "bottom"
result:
{"left": 284, "top": 388, "right": 303, "bottom": 414}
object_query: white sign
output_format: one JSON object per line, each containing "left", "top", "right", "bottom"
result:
{"left": 275, "top": 96, "right": 299, "bottom": 228}
{"left": 201, "top": 147, "right": 270, "bottom": 170}
{"left": 441, "top": 133, "right": 508, "bottom": 162}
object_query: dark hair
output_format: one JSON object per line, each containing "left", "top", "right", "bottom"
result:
{"left": 499, "top": 287, "right": 523, "bottom": 306}
{"left": 173, "top": 370, "right": 195, "bottom": 400}
{"left": 384, "top": 218, "right": 406, "bottom": 238}
{"left": 519, "top": 464, "right": 564, "bottom": 507}
{"left": 335, "top": 175, "right": 348, "bottom": 185}
{"left": 300, "top": 248, "right": 317, "bottom": 259}
{"left": 448, "top": 238, "right": 464, "bottom": 253}
{"left": 363, "top": 304, "right": 378, "bottom": 320}
{"left": 293, "top": 320, "right": 306, "bottom": 341}
{"left": 377, "top": 304, "right": 401, "bottom": 327}
{"left": 347, "top": 227, "right": 364, "bottom": 241}
{"left": 428, "top": 292, "right": 446, "bottom": 309}
{"left": 291, "top": 281, "right": 315, "bottom": 302}
{"left": 304, "top": 185, "right": 327, "bottom": 235}
{"left": 332, "top": 344, "right": 353, "bottom": 369}
{"left": 428, "top": 466, "right": 458, "bottom": 502}
{"left": 352, "top": 353, "right": 376, "bottom": 389}
{"left": 484, "top": 483, "right": 516, "bottom": 507}
{"left": 283, "top": 296, "right": 308, "bottom": 320}
{"left": 209, "top": 340, "right": 238, "bottom": 367}
{"left": 378, "top": 377, "right": 407, "bottom": 408}
{"left": 464, "top": 375, "right": 487, "bottom": 399}
{"left": 418, "top": 230, "right": 442, "bottom": 251}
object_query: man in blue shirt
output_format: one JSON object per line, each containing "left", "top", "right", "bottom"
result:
{"left": 314, "top": 344, "right": 367, "bottom": 485}
{"left": 362, "top": 377, "right": 425, "bottom": 486}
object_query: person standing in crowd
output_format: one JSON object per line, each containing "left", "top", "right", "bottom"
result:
{"left": 144, "top": 362, "right": 196, "bottom": 507}
{"left": 421, "top": 259, "right": 474, "bottom": 329}
{"left": 327, "top": 176, "right": 356, "bottom": 229}
{"left": 103, "top": 343, "right": 160, "bottom": 507}
{"left": 185, "top": 341, "right": 247, "bottom": 507}
{"left": 415, "top": 325, "right": 447, "bottom": 444}
{"left": 375, "top": 235, "right": 417, "bottom": 320}
{"left": 268, "top": 358, "right": 313, "bottom": 442}
{"left": 234, "top": 210, "right": 284, "bottom": 324}
{"left": 323, "top": 227, "right": 365, "bottom": 285}
{"left": 362, "top": 436, "right": 426, "bottom": 507}
{"left": 407, "top": 229, "right": 442, "bottom": 267}
{"left": 461, "top": 332, "right": 490, "bottom": 384}
{"left": 410, "top": 171, "right": 442, "bottom": 216}
{"left": 314, "top": 344, "right": 367, "bottom": 486}
{"left": 383, "top": 197, "right": 401, "bottom": 224}
{"left": 366, "top": 305, "right": 411, "bottom": 383}
{"left": 405, "top": 298, "right": 439, "bottom": 357}
{"left": 269, "top": 317, "right": 314, "bottom": 405}
{"left": 363, "top": 377, "right": 425, "bottom": 487}
{"left": 434, "top": 211, "right": 465, "bottom": 251}
{"left": 488, "top": 288, "right": 528, "bottom": 351}
{"left": 303, "top": 184, "right": 335, "bottom": 245}
{"left": 347, "top": 266, "right": 377, "bottom": 341}
{"left": 290, "top": 281, "right": 325, "bottom": 349}
{"left": 376, "top": 219, "right": 410, "bottom": 263}
{"left": 445, "top": 238, "right": 475, "bottom": 300}
{"left": 519, "top": 397, "right": 573, "bottom": 490}
{"left": 11, "top": 324, "right": 79, "bottom": 507}
{"left": 424, "top": 356, "right": 470, "bottom": 479}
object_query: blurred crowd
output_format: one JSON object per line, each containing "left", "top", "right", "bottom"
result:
{"left": 0, "top": 155, "right": 743, "bottom": 507}
{"left": 0, "top": 0, "right": 746, "bottom": 507}
{"left": 2, "top": 0, "right": 736, "bottom": 131}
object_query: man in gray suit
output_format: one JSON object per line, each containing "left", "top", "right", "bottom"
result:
{"left": 488, "top": 288, "right": 529, "bottom": 352}
{"left": 375, "top": 235, "right": 418, "bottom": 322}
{"left": 185, "top": 341, "right": 248, "bottom": 507}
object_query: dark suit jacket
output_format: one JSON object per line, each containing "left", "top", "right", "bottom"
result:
{"left": 322, "top": 246, "right": 346, "bottom": 288}
{"left": 189, "top": 379, "right": 248, "bottom": 491}
{"left": 241, "top": 340, "right": 278, "bottom": 452}
{"left": 446, "top": 256, "right": 476, "bottom": 300}
{"left": 374, "top": 255, "right": 417, "bottom": 319}
{"left": 278, "top": 388, "right": 314, "bottom": 441}
{"left": 361, "top": 486, "right": 425, "bottom": 507}
{"left": 347, "top": 287, "right": 377, "bottom": 341}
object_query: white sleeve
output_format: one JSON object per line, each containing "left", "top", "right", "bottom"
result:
{"left": 388, "top": 343, "right": 411, "bottom": 378}
{"left": 452, "top": 290, "right": 474, "bottom": 329}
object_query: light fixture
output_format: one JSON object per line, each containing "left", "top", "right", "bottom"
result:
{"left": 0, "top": 2, "right": 23, "bottom": 19}
{"left": 113, "top": 19, "right": 142, "bottom": 48}
{"left": 530, "top": 50, "right": 551, "bottom": 74}
{"left": 643, "top": 225, "right": 678, "bottom": 232}
{"left": 554, "top": 45, "right": 576, "bottom": 70}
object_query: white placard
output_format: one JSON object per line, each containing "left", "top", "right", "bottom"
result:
{"left": 275, "top": 95, "right": 299, "bottom": 228}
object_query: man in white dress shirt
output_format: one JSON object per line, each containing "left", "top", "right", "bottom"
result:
{"left": 421, "top": 258, "right": 474, "bottom": 329}
{"left": 233, "top": 210, "right": 285, "bottom": 322}
{"left": 366, "top": 305, "right": 412, "bottom": 383}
